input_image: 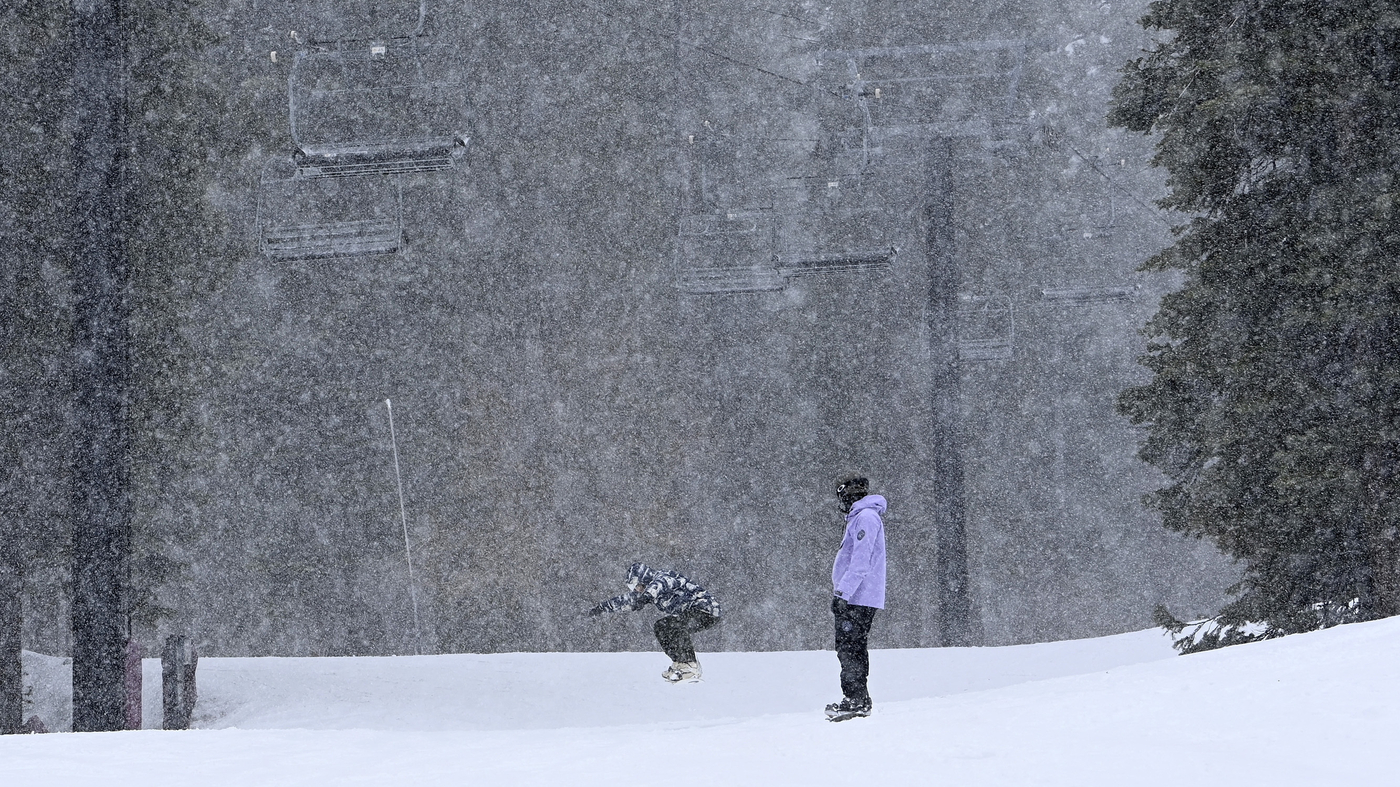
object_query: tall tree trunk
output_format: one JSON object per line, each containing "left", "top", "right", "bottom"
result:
{"left": 1365, "top": 445, "right": 1400, "bottom": 618}
{"left": 69, "top": 0, "right": 131, "bottom": 733}
{"left": 0, "top": 527, "right": 21, "bottom": 734}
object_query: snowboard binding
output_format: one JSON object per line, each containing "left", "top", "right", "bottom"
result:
{"left": 824, "top": 696, "right": 872, "bottom": 722}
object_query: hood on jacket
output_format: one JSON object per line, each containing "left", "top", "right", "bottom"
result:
{"left": 845, "top": 494, "right": 887, "bottom": 520}
{"left": 626, "top": 562, "right": 654, "bottom": 589}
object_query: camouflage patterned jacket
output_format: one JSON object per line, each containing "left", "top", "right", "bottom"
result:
{"left": 591, "top": 562, "right": 722, "bottom": 618}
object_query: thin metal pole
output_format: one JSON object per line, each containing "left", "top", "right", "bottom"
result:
{"left": 386, "top": 399, "right": 423, "bottom": 655}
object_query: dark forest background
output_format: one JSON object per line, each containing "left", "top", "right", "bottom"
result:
{"left": 2, "top": 0, "right": 1243, "bottom": 682}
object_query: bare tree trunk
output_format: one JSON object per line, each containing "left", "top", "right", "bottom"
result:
{"left": 1367, "top": 489, "right": 1400, "bottom": 619}
{"left": 69, "top": 0, "right": 131, "bottom": 733}
{"left": 0, "top": 528, "right": 21, "bottom": 734}
{"left": 1358, "top": 439, "right": 1399, "bottom": 619}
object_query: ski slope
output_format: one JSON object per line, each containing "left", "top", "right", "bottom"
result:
{"left": 4, "top": 619, "right": 1399, "bottom": 785}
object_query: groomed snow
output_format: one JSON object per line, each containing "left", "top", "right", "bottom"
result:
{"left": 5, "top": 619, "right": 1399, "bottom": 785}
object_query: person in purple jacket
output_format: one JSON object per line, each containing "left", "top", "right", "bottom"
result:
{"left": 825, "top": 476, "right": 886, "bottom": 721}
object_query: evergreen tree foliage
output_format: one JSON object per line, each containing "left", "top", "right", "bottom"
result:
{"left": 1, "top": 0, "right": 78, "bottom": 732}
{"left": 1111, "top": 1, "right": 1400, "bottom": 651}
{"left": 122, "top": 0, "right": 263, "bottom": 637}
{"left": 3, "top": 0, "right": 260, "bottom": 724}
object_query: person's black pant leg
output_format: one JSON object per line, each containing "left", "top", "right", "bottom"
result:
{"left": 654, "top": 609, "right": 719, "bottom": 662}
{"left": 833, "top": 598, "right": 878, "bottom": 701}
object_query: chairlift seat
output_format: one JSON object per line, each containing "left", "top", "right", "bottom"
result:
{"left": 294, "top": 137, "right": 467, "bottom": 178}
{"left": 262, "top": 217, "right": 400, "bottom": 260}
{"left": 678, "top": 266, "right": 785, "bottom": 295}
{"left": 1039, "top": 285, "right": 1139, "bottom": 306}
{"left": 780, "top": 248, "right": 896, "bottom": 276}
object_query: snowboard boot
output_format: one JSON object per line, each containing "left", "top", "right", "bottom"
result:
{"left": 663, "top": 661, "right": 702, "bottom": 683}
{"left": 824, "top": 696, "right": 872, "bottom": 722}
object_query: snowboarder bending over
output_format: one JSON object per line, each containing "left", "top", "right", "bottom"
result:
{"left": 826, "top": 476, "right": 887, "bottom": 722}
{"left": 587, "top": 562, "right": 722, "bottom": 683}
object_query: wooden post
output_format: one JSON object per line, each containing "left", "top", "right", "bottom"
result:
{"left": 124, "top": 640, "right": 142, "bottom": 730}
{"left": 161, "top": 635, "right": 197, "bottom": 730}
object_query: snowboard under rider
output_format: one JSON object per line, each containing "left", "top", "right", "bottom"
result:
{"left": 826, "top": 476, "right": 887, "bottom": 722}
{"left": 587, "top": 562, "right": 722, "bottom": 683}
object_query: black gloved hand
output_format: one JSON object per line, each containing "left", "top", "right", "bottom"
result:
{"left": 832, "top": 596, "right": 850, "bottom": 615}
{"left": 586, "top": 603, "right": 605, "bottom": 618}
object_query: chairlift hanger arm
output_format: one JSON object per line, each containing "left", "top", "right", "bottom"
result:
{"left": 301, "top": 0, "right": 427, "bottom": 46}
{"left": 835, "top": 39, "right": 1027, "bottom": 60}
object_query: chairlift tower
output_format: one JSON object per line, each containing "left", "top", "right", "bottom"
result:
{"left": 828, "top": 39, "right": 1024, "bottom": 647}
{"left": 675, "top": 23, "right": 1026, "bottom": 646}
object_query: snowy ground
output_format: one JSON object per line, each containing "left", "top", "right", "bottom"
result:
{"left": 6, "top": 619, "right": 1399, "bottom": 785}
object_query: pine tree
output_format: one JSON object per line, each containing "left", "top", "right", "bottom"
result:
{"left": 3, "top": 0, "right": 259, "bottom": 728}
{"left": 1111, "top": 1, "right": 1400, "bottom": 651}
{"left": 1, "top": 0, "right": 77, "bottom": 734}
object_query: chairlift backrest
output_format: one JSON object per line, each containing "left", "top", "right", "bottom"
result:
{"left": 289, "top": 39, "right": 469, "bottom": 178}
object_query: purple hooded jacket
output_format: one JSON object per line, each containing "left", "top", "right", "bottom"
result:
{"left": 831, "top": 494, "right": 887, "bottom": 609}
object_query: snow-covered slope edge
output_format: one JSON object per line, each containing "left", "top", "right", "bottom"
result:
{"left": 189, "top": 626, "right": 1176, "bottom": 731}
{"left": 3, "top": 619, "right": 1397, "bottom": 787}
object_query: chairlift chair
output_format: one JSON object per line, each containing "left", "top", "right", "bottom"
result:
{"left": 289, "top": 37, "right": 469, "bottom": 178}
{"left": 822, "top": 40, "right": 1027, "bottom": 140}
{"left": 675, "top": 211, "right": 784, "bottom": 294}
{"left": 957, "top": 294, "right": 1015, "bottom": 361}
{"left": 276, "top": 1, "right": 469, "bottom": 179}
{"left": 772, "top": 168, "right": 902, "bottom": 276}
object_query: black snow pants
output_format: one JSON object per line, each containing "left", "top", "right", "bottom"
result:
{"left": 833, "top": 597, "right": 878, "bottom": 701}
{"left": 654, "top": 608, "right": 719, "bottom": 663}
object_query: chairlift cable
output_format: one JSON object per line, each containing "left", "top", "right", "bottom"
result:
{"left": 1064, "top": 140, "right": 1173, "bottom": 228}
{"left": 563, "top": 0, "right": 844, "bottom": 99}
